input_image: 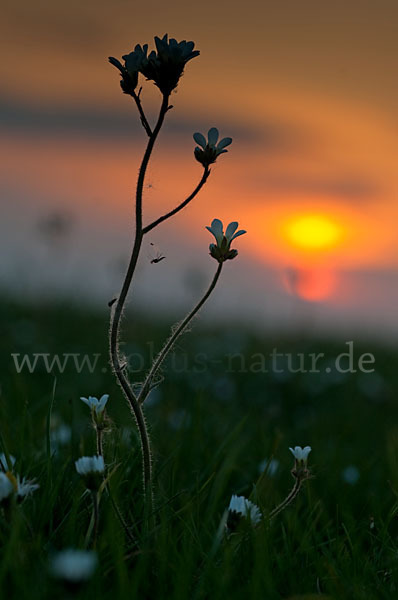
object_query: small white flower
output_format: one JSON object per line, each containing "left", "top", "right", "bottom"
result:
{"left": 80, "top": 395, "right": 109, "bottom": 415}
{"left": 0, "top": 453, "right": 16, "bottom": 471}
{"left": 289, "top": 446, "right": 312, "bottom": 466}
{"left": 228, "top": 494, "right": 262, "bottom": 525}
{"left": 17, "top": 476, "right": 39, "bottom": 498}
{"left": 75, "top": 455, "right": 105, "bottom": 476}
{"left": 193, "top": 128, "right": 232, "bottom": 166}
{"left": 0, "top": 472, "right": 14, "bottom": 502}
{"left": 50, "top": 549, "right": 98, "bottom": 582}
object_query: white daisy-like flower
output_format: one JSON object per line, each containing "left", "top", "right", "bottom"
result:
{"left": 289, "top": 446, "right": 312, "bottom": 467}
{"left": 17, "top": 476, "right": 39, "bottom": 498}
{"left": 80, "top": 395, "right": 109, "bottom": 415}
{"left": 0, "top": 453, "right": 16, "bottom": 471}
{"left": 50, "top": 549, "right": 98, "bottom": 582}
{"left": 228, "top": 494, "right": 262, "bottom": 525}
{"left": 0, "top": 472, "right": 14, "bottom": 502}
{"left": 193, "top": 127, "right": 232, "bottom": 166}
{"left": 75, "top": 455, "right": 105, "bottom": 476}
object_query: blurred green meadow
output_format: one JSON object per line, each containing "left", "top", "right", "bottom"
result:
{"left": 2, "top": 297, "right": 398, "bottom": 599}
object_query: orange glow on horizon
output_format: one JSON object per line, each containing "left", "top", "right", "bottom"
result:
{"left": 283, "top": 267, "right": 337, "bottom": 302}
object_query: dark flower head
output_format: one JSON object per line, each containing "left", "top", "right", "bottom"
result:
{"left": 123, "top": 44, "right": 149, "bottom": 75}
{"left": 108, "top": 55, "right": 139, "bottom": 96}
{"left": 140, "top": 34, "right": 200, "bottom": 95}
{"left": 109, "top": 35, "right": 199, "bottom": 97}
{"left": 206, "top": 219, "right": 246, "bottom": 262}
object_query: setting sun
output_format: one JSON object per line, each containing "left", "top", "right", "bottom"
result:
{"left": 283, "top": 214, "right": 343, "bottom": 250}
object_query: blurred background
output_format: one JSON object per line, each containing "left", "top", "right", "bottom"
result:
{"left": 2, "top": 8, "right": 398, "bottom": 596}
{"left": 1, "top": 0, "right": 397, "bottom": 341}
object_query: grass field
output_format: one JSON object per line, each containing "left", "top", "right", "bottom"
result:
{"left": 1, "top": 298, "right": 398, "bottom": 599}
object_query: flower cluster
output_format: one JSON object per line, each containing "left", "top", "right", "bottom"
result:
{"left": 206, "top": 219, "right": 246, "bottom": 262}
{"left": 193, "top": 128, "right": 232, "bottom": 167}
{"left": 227, "top": 494, "right": 262, "bottom": 530}
{"left": 109, "top": 34, "right": 199, "bottom": 96}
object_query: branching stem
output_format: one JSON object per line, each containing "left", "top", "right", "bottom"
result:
{"left": 138, "top": 262, "right": 223, "bottom": 403}
{"left": 132, "top": 88, "right": 152, "bottom": 137}
{"left": 143, "top": 166, "right": 210, "bottom": 234}
{"left": 109, "top": 87, "right": 213, "bottom": 514}
{"left": 109, "top": 93, "right": 169, "bottom": 505}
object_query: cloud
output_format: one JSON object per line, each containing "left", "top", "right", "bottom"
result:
{"left": 246, "top": 172, "right": 379, "bottom": 201}
{"left": 0, "top": 95, "right": 298, "bottom": 152}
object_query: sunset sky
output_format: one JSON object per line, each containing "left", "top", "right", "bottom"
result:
{"left": 1, "top": 0, "right": 397, "bottom": 339}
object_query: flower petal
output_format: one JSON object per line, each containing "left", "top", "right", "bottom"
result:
{"left": 108, "top": 57, "right": 125, "bottom": 73}
{"left": 193, "top": 132, "right": 206, "bottom": 148}
{"left": 207, "top": 127, "right": 219, "bottom": 146}
{"left": 205, "top": 226, "right": 220, "bottom": 244}
{"left": 217, "top": 137, "right": 233, "bottom": 150}
{"left": 97, "top": 394, "right": 109, "bottom": 413}
{"left": 231, "top": 229, "right": 247, "bottom": 241}
{"left": 225, "top": 222, "right": 239, "bottom": 243}
{"left": 209, "top": 218, "right": 223, "bottom": 245}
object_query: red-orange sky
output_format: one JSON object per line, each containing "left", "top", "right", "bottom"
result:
{"left": 1, "top": 0, "right": 397, "bottom": 337}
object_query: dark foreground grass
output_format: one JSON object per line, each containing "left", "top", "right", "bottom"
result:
{"left": 1, "top": 298, "right": 398, "bottom": 599}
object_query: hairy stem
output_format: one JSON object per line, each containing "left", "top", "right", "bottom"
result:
{"left": 138, "top": 262, "right": 223, "bottom": 403}
{"left": 109, "top": 93, "right": 169, "bottom": 503}
{"left": 143, "top": 166, "right": 210, "bottom": 234}
{"left": 268, "top": 476, "right": 305, "bottom": 521}
{"left": 132, "top": 88, "right": 152, "bottom": 137}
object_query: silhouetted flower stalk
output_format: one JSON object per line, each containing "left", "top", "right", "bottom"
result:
{"left": 108, "top": 91, "right": 170, "bottom": 512}
{"left": 269, "top": 446, "right": 312, "bottom": 520}
{"left": 138, "top": 262, "right": 223, "bottom": 404}
{"left": 108, "top": 34, "right": 245, "bottom": 521}
{"left": 223, "top": 447, "right": 312, "bottom": 553}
